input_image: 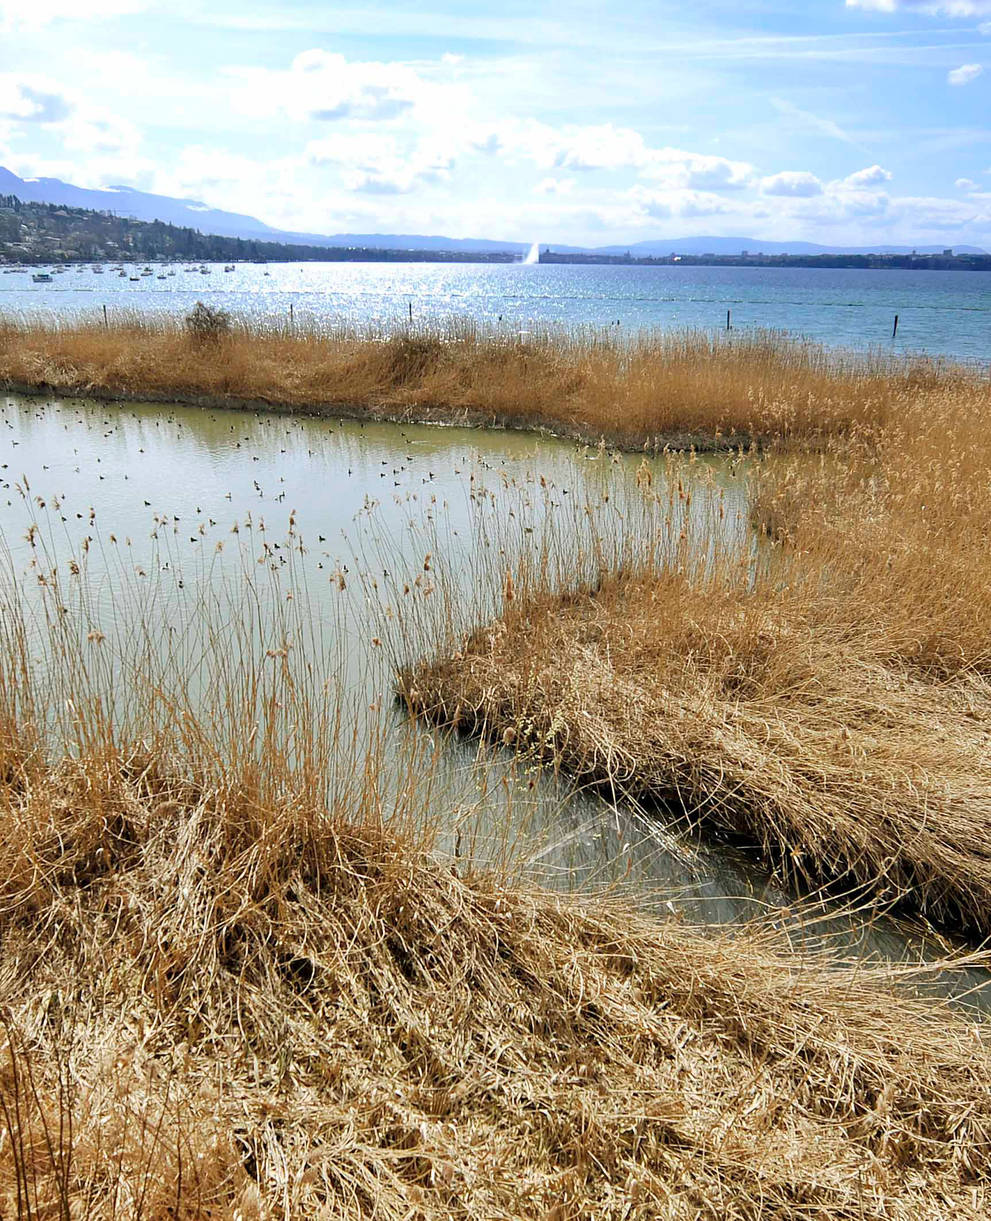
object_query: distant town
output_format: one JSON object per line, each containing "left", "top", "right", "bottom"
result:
{"left": 538, "top": 247, "right": 991, "bottom": 271}
{"left": 2, "top": 195, "right": 990, "bottom": 271}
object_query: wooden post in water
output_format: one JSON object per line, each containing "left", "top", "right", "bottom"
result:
{"left": 726, "top": 309, "right": 731, "bottom": 331}
{"left": 409, "top": 301, "right": 413, "bottom": 323}
{"left": 289, "top": 301, "right": 294, "bottom": 329}
{"left": 102, "top": 304, "right": 108, "bottom": 328}
{"left": 892, "top": 314, "right": 899, "bottom": 340}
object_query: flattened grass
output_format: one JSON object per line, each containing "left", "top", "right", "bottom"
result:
{"left": 3, "top": 733, "right": 991, "bottom": 1219}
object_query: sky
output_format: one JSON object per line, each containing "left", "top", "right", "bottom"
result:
{"left": 1, "top": 0, "right": 991, "bottom": 247}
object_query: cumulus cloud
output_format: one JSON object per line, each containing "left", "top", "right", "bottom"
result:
{"left": 291, "top": 49, "right": 421, "bottom": 120}
{"left": 306, "top": 131, "right": 453, "bottom": 194}
{"left": 0, "top": 74, "right": 74, "bottom": 123}
{"left": 846, "top": 1, "right": 991, "bottom": 14}
{"left": 229, "top": 50, "right": 439, "bottom": 125}
{"left": 760, "top": 170, "right": 824, "bottom": 197}
{"left": 473, "top": 120, "right": 754, "bottom": 190}
{"left": 956, "top": 176, "right": 981, "bottom": 189}
{"left": 627, "top": 185, "right": 734, "bottom": 219}
{"left": 843, "top": 164, "right": 892, "bottom": 188}
{"left": 641, "top": 148, "right": 754, "bottom": 190}
{"left": 948, "top": 63, "right": 984, "bottom": 85}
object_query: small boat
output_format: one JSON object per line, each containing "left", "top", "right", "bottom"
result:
{"left": 32, "top": 272, "right": 52, "bottom": 283}
{"left": 223, "top": 264, "right": 235, "bottom": 272}
{"left": 199, "top": 267, "right": 211, "bottom": 274}
{"left": 118, "top": 270, "right": 127, "bottom": 277}
{"left": 92, "top": 267, "right": 104, "bottom": 274}
{"left": 129, "top": 276, "right": 140, "bottom": 282}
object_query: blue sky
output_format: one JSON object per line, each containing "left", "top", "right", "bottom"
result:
{"left": 2, "top": 0, "right": 991, "bottom": 245}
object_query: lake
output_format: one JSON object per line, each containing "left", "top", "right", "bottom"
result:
{"left": 3, "top": 260, "right": 990, "bottom": 362}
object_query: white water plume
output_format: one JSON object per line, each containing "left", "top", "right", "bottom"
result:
{"left": 522, "top": 242, "right": 540, "bottom": 265}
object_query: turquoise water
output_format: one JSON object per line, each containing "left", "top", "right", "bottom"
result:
{"left": 3, "top": 260, "right": 989, "bottom": 362}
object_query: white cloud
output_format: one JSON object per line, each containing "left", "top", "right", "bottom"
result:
{"left": 292, "top": 49, "right": 420, "bottom": 120}
{"left": 473, "top": 120, "right": 754, "bottom": 189}
{"left": 228, "top": 50, "right": 439, "bottom": 125}
{"left": 0, "top": 74, "right": 74, "bottom": 123}
{"left": 535, "top": 177, "right": 575, "bottom": 195}
{"left": 554, "top": 124, "right": 649, "bottom": 172}
{"left": 843, "top": 164, "right": 892, "bottom": 187}
{"left": 641, "top": 148, "right": 754, "bottom": 190}
{"left": 956, "top": 176, "right": 980, "bottom": 189}
{"left": 760, "top": 170, "right": 824, "bottom": 197}
{"left": 948, "top": 63, "right": 984, "bottom": 85}
{"left": 847, "top": 1, "right": 991, "bottom": 14}
{"left": 0, "top": 0, "right": 147, "bottom": 29}
{"left": 627, "top": 185, "right": 735, "bottom": 219}
{"left": 306, "top": 132, "right": 453, "bottom": 194}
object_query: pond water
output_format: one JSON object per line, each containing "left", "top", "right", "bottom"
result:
{"left": 0, "top": 390, "right": 984, "bottom": 1000}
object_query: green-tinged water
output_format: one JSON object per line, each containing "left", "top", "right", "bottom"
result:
{"left": 1, "top": 391, "right": 985, "bottom": 1004}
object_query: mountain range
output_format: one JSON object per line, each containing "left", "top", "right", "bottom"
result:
{"left": 2, "top": 166, "right": 986, "bottom": 257}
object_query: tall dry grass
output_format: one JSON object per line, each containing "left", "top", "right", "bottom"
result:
{"left": 403, "top": 375, "right": 991, "bottom": 937}
{"left": 0, "top": 311, "right": 971, "bottom": 448}
{"left": 1, "top": 521, "right": 991, "bottom": 1216}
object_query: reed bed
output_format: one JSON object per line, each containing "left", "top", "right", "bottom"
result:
{"left": 1, "top": 523, "right": 991, "bottom": 1217}
{"left": 0, "top": 311, "right": 969, "bottom": 449}
{"left": 403, "top": 376, "right": 991, "bottom": 938}
{"left": 4, "top": 691, "right": 991, "bottom": 1218}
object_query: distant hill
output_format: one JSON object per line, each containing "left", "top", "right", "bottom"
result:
{"left": 0, "top": 167, "right": 527, "bottom": 254}
{"left": 0, "top": 196, "right": 522, "bottom": 266}
{"left": 1, "top": 167, "right": 986, "bottom": 257}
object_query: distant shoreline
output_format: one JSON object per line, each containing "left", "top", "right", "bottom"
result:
{"left": 4, "top": 251, "right": 991, "bottom": 271}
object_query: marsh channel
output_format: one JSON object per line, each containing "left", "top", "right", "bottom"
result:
{"left": 2, "top": 390, "right": 985, "bottom": 1003}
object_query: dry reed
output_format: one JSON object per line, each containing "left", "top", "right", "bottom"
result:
{"left": 0, "top": 312, "right": 969, "bottom": 450}
{"left": 403, "top": 376, "right": 991, "bottom": 938}
{"left": 1, "top": 523, "right": 990, "bottom": 1217}
{"left": 3, "top": 719, "right": 991, "bottom": 1218}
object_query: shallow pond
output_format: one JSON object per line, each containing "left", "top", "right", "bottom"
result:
{"left": 0, "top": 391, "right": 984, "bottom": 1002}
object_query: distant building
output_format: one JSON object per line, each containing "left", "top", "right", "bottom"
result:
{"left": 943, "top": 248, "right": 953, "bottom": 256}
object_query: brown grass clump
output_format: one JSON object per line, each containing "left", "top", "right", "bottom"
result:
{"left": 3, "top": 728, "right": 991, "bottom": 1219}
{"left": 0, "top": 312, "right": 969, "bottom": 449}
{"left": 403, "top": 378, "right": 991, "bottom": 938}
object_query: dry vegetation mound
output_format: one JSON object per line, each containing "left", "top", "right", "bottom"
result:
{"left": 0, "top": 314, "right": 964, "bottom": 449}
{"left": 403, "top": 380, "right": 991, "bottom": 937}
{"left": 2, "top": 740, "right": 990, "bottom": 1219}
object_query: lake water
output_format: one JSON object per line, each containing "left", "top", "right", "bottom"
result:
{"left": 3, "top": 260, "right": 990, "bottom": 362}
{"left": 2, "top": 388, "right": 982, "bottom": 1000}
